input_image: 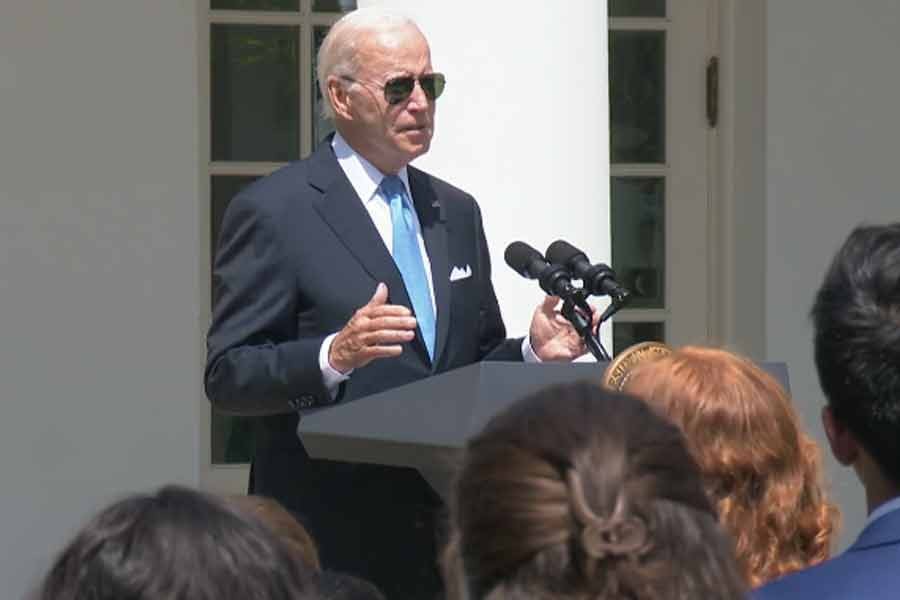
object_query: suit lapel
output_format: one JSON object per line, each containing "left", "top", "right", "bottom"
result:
{"left": 409, "top": 167, "right": 450, "bottom": 369}
{"left": 308, "top": 143, "right": 415, "bottom": 318}
{"left": 309, "top": 142, "right": 438, "bottom": 363}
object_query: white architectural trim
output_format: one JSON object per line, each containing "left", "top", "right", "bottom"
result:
{"left": 712, "top": 0, "right": 767, "bottom": 356}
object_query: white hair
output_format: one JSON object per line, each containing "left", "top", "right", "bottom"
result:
{"left": 316, "top": 8, "right": 423, "bottom": 120}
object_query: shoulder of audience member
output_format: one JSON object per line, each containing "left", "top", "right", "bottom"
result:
{"left": 753, "top": 555, "right": 848, "bottom": 600}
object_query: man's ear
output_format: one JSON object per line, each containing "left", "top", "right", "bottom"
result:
{"left": 822, "top": 405, "right": 859, "bottom": 466}
{"left": 327, "top": 76, "right": 353, "bottom": 121}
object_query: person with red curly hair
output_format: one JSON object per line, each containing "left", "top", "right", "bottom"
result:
{"left": 622, "top": 345, "right": 839, "bottom": 587}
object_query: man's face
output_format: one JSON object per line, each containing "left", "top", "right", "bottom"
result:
{"left": 340, "top": 27, "right": 436, "bottom": 174}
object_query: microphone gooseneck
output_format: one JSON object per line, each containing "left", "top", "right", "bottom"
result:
{"left": 545, "top": 240, "right": 630, "bottom": 304}
{"left": 504, "top": 241, "right": 610, "bottom": 362}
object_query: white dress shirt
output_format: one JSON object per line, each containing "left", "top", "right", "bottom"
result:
{"left": 864, "top": 495, "right": 900, "bottom": 530}
{"left": 330, "top": 132, "right": 437, "bottom": 311}
{"left": 318, "top": 132, "right": 538, "bottom": 393}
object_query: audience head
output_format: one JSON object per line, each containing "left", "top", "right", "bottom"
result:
{"left": 226, "top": 494, "right": 321, "bottom": 572}
{"left": 36, "top": 485, "right": 314, "bottom": 600}
{"left": 314, "top": 570, "right": 387, "bottom": 600}
{"left": 811, "top": 223, "right": 900, "bottom": 493}
{"left": 444, "top": 381, "right": 746, "bottom": 600}
{"left": 623, "top": 346, "right": 838, "bottom": 586}
{"left": 317, "top": 8, "right": 440, "bottom": 174}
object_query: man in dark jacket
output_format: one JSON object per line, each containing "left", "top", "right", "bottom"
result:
{"left": 205, "top": 8, "right": 589, "bottom": 598}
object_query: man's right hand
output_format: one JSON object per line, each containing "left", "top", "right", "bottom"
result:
{"left": 328, "top": 283, "right": 418, "bottom": 373}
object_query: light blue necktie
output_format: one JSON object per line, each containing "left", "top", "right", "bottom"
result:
{"left": 381, "top": 175, "right": 435, "bottom": 360}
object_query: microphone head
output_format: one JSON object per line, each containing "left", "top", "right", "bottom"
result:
{"left": 504, "top": 241, "right": 546, "bottom": 279}
{"left": 546, "top": 239, "right": 587, "bottom": 267}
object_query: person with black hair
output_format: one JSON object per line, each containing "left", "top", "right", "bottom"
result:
{"left": 757, "top": 222, "right": 900, "bottom": 599}
{"left": 34, "top": 485, "right": 315, "bottom": 600}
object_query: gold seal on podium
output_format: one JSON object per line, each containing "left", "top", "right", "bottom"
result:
{"left": 603, "top": 341, "right": 673, "bottom": 391}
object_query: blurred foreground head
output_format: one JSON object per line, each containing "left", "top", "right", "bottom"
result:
{"left": 35, "top": 485, "right": 314, "bottom": 600}
{"left": 443, "top": 381, "right": 746, "bottom": 600}
{"left": 314, "top": 570, "right": 387, "bottom": 600}
{"left": 623, "top": 346, "right": 838, "bottom": 586}
{"left": 226, "top": 494, "right": 321, "bottom": 572}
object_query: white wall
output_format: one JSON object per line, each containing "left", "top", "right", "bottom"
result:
{"left": 766, "top": 0, "right": 900, "bottom": 548}
{"left": 363, "top": 0, "right": 611, "bottom": 344}
{"left": 717, "top": 0, "right": 767, "bottom": 358}
{"left": 0, "top": 2, "right": 202, "bottom": 596}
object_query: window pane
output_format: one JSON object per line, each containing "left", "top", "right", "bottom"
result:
{"left": 211, "top": 175, "right": 261, "bottom": 465}
{"left": 211, "top": 25, "right": 299, "bottom": 162}
{"left": 609, "top": 0, "right": 665, "bottom": 18}
{"left": 212, "top": 410, "right": 255, "bottom": 465}
{"left": 212, "top": 0, "right": 298, "bottom": 10}
{"left": 312, "top": 0, "right": 357, "bottom": 12}
{"left": 613, "top": 321, "right": 665, "bottom": 356}
{"left": 313, "top": 26, "right": 335, "bottom": 147}
{"left": 611, "top": 177, "right": 664, "bottom": 309}
{"left": 609, "top": 31, "right": 665, "bottom": 163}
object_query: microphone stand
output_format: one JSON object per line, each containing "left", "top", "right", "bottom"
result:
{"left": 559, "top": 286, "right": 632, "bottom": 363}
{"left": 560, "top": 289, "right": 611, "bottom": 362}
{"left": 597, "top": 289, "right": 630, "bottom": 325}
{"left": 585, "top": 289, "right": 631, "bottom": 360}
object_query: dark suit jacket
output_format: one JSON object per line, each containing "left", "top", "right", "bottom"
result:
{"left": 754, "top": 506, "right": 900, "bottom": 600}
{"left": 204, "top": 139, "right": 522, "bottom": 596}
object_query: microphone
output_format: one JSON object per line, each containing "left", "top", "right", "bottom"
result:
{"left": 505, "top": 240, "right": 611, "bottom": 362}
{"left": 504, "top": 241, "right": 576, "bottom": 298}
{"left": 545, "top": 240, "right": 630, "bottom": 304}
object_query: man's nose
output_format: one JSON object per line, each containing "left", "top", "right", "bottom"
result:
{"left": 406, "top": 79, "right": 430, "bottom": 110}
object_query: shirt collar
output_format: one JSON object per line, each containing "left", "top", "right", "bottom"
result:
{"left": 332, "top": 131, "right": 411, "bottom": 205}
{"left": 864, "top": 495, "right": 900, "bottom": 529}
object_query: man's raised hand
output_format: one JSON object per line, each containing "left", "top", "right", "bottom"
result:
{"left": 328, "top": 283, "right": 418, "bottom": 373}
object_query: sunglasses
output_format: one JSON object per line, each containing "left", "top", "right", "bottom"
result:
{"left": 343, "top": 73, "right": 447, "bottom": 105}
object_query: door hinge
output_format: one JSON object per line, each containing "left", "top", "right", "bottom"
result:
{"left": 706, "top": 56, "right": 719, "bottom": 128}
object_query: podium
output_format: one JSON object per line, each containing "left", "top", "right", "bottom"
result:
{"left": 297, "top": 361, "right": 790, "bottom": 500}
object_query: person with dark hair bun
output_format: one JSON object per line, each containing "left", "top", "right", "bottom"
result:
{"left": 622, "top": 346, "right": 839, "bottom": 587}
{"left": 34, "top": 485, "right": 315, "bottom": 600}
{"left": 757, "top": 223, "right": 900, "bottom": 599}
{"left": 442, "top": 381, "right": 746, "bottom": 600}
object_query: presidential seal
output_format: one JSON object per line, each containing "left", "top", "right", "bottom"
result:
{"left": 603, "top": 341, "right": 673, "bottom": 391}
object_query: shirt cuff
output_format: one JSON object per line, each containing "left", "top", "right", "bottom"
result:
{"left": 522, "top": 335, "right": 542, "bottom": 363}
{"left": 319, "top": 333, "right": 352, "bottom": 395}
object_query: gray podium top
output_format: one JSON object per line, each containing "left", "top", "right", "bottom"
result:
{"left": 298, "top": 360, "right": 789, "bottom": 499}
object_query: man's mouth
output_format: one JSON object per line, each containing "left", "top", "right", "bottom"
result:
{"left": 399, "top": 124, "right": 428, "bottom": 133}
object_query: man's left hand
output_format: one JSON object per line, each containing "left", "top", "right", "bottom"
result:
{"left": 529, "top": 295, "right": 597, "bottom": 362}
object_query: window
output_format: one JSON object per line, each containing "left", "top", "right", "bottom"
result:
{"left": 609, "top": 0, "right": 712, "bottom": 354}
{"left": 207, "top": 0, "right": 356, "bottom": 467}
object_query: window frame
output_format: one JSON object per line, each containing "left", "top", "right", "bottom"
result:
{"left": 200, "top": 0, "right": 349, "bottom": 485}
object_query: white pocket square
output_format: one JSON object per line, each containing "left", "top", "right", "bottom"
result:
{"left": 449, "top": 265, "right": 472, "bottom": 282}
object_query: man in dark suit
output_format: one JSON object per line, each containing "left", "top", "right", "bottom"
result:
{"left": 755, "top": 223, "right": 900, "bottom": 599}
{"left": 205, "top": 9, "right": 590, "bottom": 598}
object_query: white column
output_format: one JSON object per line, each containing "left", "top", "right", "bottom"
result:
{"left": 0, "top": 3, "right": 201, "bottom": 597}
{"left": 362, "top": 0, "right": 611, "bottom": 347}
